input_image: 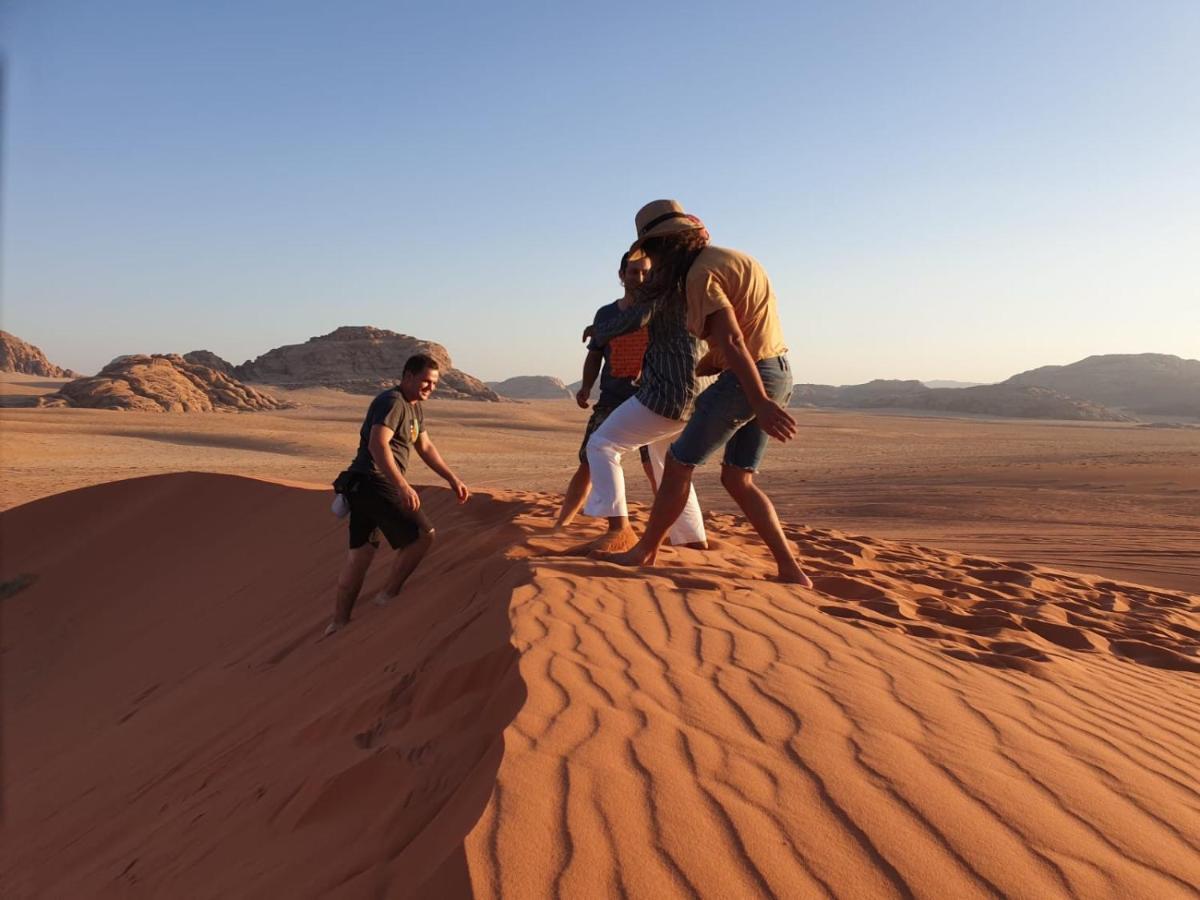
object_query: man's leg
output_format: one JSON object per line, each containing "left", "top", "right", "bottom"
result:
{"left": 374, "top": 529, "right": 435, "bottom": 604}
{"left": 720, "top": 465, "right": 811, "bottom": 586}
{"left": 326, "top": 543, "right": 377, "bottom": 635}
{"left": 554, "top": 463, "right": 592, "bottom": 530}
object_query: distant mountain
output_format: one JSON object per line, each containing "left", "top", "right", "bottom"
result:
{"left": 234, "top": 326, "right": 499, "bottom": 401}
{"left": 183, "top": 350, "right": 236, "bottom": 375}
{"left": 488, "top": 376, "right": 572, "bottom": 400}
{"left": 1, "top": 331, "right": 78, "bottom": 378}
{"left": 40, "top": 354, "right": 292, "bottom": 412}
{"left": 923, "top": 380, "right": 986, "bottom": 389}
{"left": 790, "top": 378, "right": 1133, "bottom": 421}
{"left": 1004, "top": 354, "right": 1200, "bottom": 418}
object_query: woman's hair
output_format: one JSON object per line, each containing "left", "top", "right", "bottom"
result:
{"left": 638, "top": 229, "right": 710, "bottom": 306}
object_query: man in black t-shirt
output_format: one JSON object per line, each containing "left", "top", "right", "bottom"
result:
{"left": 324, "top": 353, "right": 470, "bottom": 636}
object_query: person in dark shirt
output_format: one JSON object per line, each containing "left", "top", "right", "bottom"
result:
{"left": 554, "top": 250, "right": 658, "bottom": 530}
{"left": 324, "top": 353, "right": 469, "bottom": 635}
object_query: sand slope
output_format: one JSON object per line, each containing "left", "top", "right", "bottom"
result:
{"left": 2, "top": 475, "right": 1198, "bottom": 897}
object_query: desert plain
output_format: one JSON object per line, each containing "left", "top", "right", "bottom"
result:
{"left": 2, "top": 374, "right": 1199, "bottom": 897}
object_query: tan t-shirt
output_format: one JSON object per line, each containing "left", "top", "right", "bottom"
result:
{"left": 685, "top": 245, "right": 787, "bottom": 370}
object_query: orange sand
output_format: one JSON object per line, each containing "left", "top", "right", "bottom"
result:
{"left": 3, "top": 390, "right": 1199, "bottom": 593}
{"left": 3, "top": 473, "right": 1197, "bottom": 897}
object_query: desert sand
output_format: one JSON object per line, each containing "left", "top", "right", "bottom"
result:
{"left": 2, "top": 385, "right": 1198, "bottom": 897}
{"left": 3, "top": 385, "right": 1198, "bottom": 592}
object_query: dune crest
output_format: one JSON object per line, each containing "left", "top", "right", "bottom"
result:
{"left": 2, "top": 474, "right": 1197, "bottom": 897}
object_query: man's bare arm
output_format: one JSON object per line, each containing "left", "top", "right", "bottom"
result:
{"left": 706, "top": 307, "right": 797, "bottom": 442}
{"left": 415, "top": 432, "right": 469, "bottom": 503}
{"left": 369, "top": 425, "right": 421, "bottom": 510}
{"left": 576, "top": 350, "right": 603, "bottom": 408}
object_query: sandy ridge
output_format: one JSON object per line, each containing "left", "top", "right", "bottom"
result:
{"left": 2, "top": 474, "right": 1197, "bottom": 897}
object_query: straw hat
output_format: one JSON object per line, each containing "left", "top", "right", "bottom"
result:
{"left": 633, "top": 199, "right": 707, "bottom": 244}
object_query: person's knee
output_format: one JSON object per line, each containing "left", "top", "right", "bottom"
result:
{"left": 660, "top": 451, "right": 696, "bottom": 487}
{"left": 721, "top": 463, "right": 753, "bottom": 493}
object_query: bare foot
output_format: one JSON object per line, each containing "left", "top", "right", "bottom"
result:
{"left": 774, "top": 565, "right": 814, "bottom": 588}
{"left": 323, "top": 619, "right": 348, "bottom": 637}
{"left": 587, "top": 527, "right": 639, "bottom": 555}
{"left": 372, "top": 591, "right": 395, "bottom": 608}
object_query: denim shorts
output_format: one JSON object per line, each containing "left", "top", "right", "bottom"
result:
{"left": 670, "top": 355, "right": 793, "bottom": 472}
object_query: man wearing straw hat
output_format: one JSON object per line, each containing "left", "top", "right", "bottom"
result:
{"left": 589, "top": 200, "right": 812, "bottom": 585}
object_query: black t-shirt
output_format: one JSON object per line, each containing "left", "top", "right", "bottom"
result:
{"left": 348, "top": 387, "right": 424, "bottom": 478}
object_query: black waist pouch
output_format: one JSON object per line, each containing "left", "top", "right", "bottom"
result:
{"left": 332, "top": 469, "right": 364, "bottom": 495}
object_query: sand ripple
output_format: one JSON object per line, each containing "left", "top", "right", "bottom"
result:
{"left": 2, "top": 475, "right": 1197, "bottom": 897}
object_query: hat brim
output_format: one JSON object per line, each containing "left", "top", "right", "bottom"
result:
{"left": 632, "top": 217, "right": 707, "bottom": 248}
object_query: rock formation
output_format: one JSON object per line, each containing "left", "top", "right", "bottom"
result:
{"left": 0, "top": 331, "right": 78, "bottom": 378}
{"left": 234, "top": 326, "right": 499, "bottom": 401}
{"left": 183, "top": 350, "right": 236, "bottom": 375}
{"left": 488, "top": 375, "right": 572, "bottom": 400}
{"left": 39, "top": 355, "right": 292, "bottom": 412}
{"left": 1005, "top": 354, "right": 1200, "bottom": 418}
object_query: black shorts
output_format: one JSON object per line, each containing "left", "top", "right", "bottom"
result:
{"left": 580, "top": 404, "right": 652, "bottom": 466}
{"left": 347, "top": 477, "right": 435, "bottom": 550}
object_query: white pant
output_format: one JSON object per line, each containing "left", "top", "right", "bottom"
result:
{"left": 584, "top": 397, "right": 706, "bottom": 546}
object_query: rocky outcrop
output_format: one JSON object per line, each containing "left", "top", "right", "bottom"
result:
{"left": 0, "top": 331, "right": 78, "bottom": 378}
{"left": 183, "top": 350, "right": 236, "bottom": 375}
{"left": 39, "top": 355, "right": 293, "bottom": 412}
{"left": 234, "top": 326, "right": 499, "bottom": 401}
{"left": 488, "top": 375, "right": 572, "bottom": 400}
{"left": 791, "top": 379, "right": 1133, "bottom": 421}
{"left": 1005, "top": 354, "right": 1200, "bottom": 418}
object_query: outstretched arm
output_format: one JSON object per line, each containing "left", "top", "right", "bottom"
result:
{"left": 705, "top": 307, "right": 797, "bottom": 442}
{"left": 415, "top": 432, "right": 469, "bottom": 503}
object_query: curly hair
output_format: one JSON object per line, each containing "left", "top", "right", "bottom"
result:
{"left": 637, "top": 229, "right": 710, "bottom": 307}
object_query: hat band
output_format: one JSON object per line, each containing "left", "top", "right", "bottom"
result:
{"left": 638, "top": 211, "right": 692, "bottom": 237}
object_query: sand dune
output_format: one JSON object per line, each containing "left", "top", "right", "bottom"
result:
{"left": 3, "top": 474, "right": 1197, "bottom": 897}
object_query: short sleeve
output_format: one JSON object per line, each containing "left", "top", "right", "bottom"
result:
{"left": 586, "top": 307, "right": 607, "bottom": 353}
{"left": 377, "top": 396, "right": 406, "bottom": 433}
{"left": 685, "top": 260, "right": 733, "bottom": 338}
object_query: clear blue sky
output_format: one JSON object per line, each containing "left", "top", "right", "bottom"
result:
{"left": 2, "top": 0, "right": 1197, "bottom": 384}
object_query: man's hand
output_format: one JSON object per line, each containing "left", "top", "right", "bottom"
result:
{"left": 582, "top": 324, "right": 595, "bottom": 343}
{"left": 575, "top": 387, "right": 591, "bottom": 409}
{"left": 450, "top": 477, "right": 470, "bottom": 504}
{"left": 753, "top": 398, "right": 798, "bottom": 442}
{"left": 399, "top": 482, "right": 421, "bottom": 511}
